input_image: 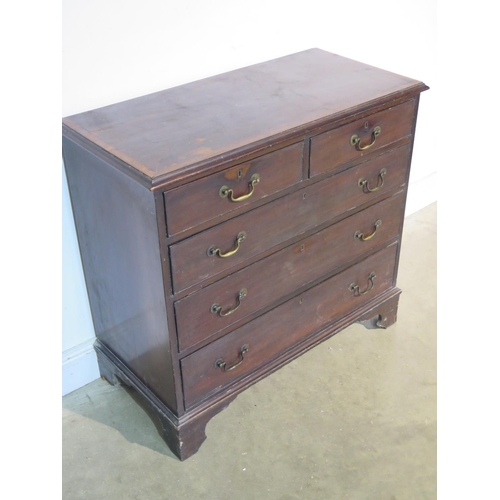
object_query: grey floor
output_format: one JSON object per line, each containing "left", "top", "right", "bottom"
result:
{"left": 63, "top": 203, "right": 437, "bottom": 500}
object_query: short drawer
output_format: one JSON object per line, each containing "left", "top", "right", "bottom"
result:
{"left": 170, "top": 145, "right": 409, "bottom": 292}
{"left": 310, "top": 99, "right": 415, "bottom": 177}
{"left": 163, "top": 143, "right": 304, "bottom": 235}
{"left": 181, "top": 243, "right": 398, "bottom": 408}
{"left": 175, "top": 191, "right": 405, "bottom": 351}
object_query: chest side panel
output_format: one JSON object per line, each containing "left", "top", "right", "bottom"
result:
{"left": 63, "top": 137, "right": 178, "bottom": 412}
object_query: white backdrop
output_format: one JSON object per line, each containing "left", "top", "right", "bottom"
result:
{"left": 62, "top": 0, "right": 436, "bottom": 395}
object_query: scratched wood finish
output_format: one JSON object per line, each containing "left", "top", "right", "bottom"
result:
{"left": 181, "top": 243, "right": 399, "bottom": 408}
{"left": 309, "top": 99, "right": 415, "bottom": 177}
{"left": 62, "top": 49, "right": 426, "bottom": 188}
{"left": 164, "top": 142, "right": 303, "bottom": 235}
{"left": 174, "top": 191, "right": 405, "bottom": 351}
{"left": 169, "top": 145, "right": 409, "bottom": 292}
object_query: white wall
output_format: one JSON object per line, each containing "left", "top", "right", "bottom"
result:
{"left": 62, "top": 0, "right": 436, "bottom": 395}
{"left": 62, "top": 163, "right": 99, "bottom": 395}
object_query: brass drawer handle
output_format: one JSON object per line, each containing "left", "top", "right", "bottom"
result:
{"left": 354, "top": 220, "right": 382, "bottom": 241}
{"left": 358, "top": 168, "right": 386, "bottom": 193}
{"left": 349, "top": 272, "right": 376, "bottom": 296}
{"left": 350, "top": 125, "right": 381, "bottom": 151}
{"left": 211, "top": 288, "right": 247, "bottom": 317}
{"left": 207, "top": 231, "right": 246, "bottom": 258}
{"left": 219, "top": 174, "right": 260, "bottom": 202}
{"left": 215, "top": 344, "right": 249, "bottom": 372}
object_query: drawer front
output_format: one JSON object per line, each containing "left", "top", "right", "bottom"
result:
{"left": 164, "top": 143, "right": 304, "bottom": 235}
{"left": 181, "top": 243, "right": 399, "bottom": 408}
{"left": 310, "top": 99, "right": 415, "bottom": 177}
{"left": 175, "top": 191, "right": 405, "bottom": 351}
{"left": 170, "top": 145, "right": 409, "bottom": 292}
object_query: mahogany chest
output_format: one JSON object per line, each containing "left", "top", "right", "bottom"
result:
{"left": 62, "top": 49, "right": 428, "bottom": 460}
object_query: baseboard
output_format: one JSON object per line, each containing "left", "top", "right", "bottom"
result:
{"left": 62, "top": 338, "right": 99, "bottom": 396}
{"left": 405, "top": 172, "right": 437, "bottom": 217}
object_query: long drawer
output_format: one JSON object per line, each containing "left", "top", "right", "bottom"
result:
{"left": 309, "top": 99, "right": 415, "bottom": 177}
{"left": 181, "top": 242, "right": 399, "bottom": 408}
{"left": 164, "top": 142, "right": 304, "bottom": 235}
{"left": 174, "top": 191, "right": 405, "bottom": 351}
{"left": 170, "top": 145, "right": 409, "bottom": 292}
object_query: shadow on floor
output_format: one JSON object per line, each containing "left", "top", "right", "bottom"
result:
{"left": 63, "top": 377, "right": 176, "bottom": 459}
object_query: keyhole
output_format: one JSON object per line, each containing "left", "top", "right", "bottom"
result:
{"left": 364, "top": 121, "right": 369, "bottom": 129}
{"left": 237, "top": 169, "right": 242, "bottom": 179}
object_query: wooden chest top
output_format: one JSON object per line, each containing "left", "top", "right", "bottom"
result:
{"left": 62, "top": 49, "right": 427, "bottom": 189}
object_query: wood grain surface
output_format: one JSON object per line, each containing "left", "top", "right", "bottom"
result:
{"left": 63, "top": 49, "right": 426, "bottom": 188}
{"left": 174, "top": 191, "right": 405, "bottom": 351}
{"left": 181, "top": 243, "right": 399, "bottom": 408}
{"left": 164, "top": 142, "right": 303, "bottom": 235}
{"left": 169, "top": 145, "right": 410, "bottom": 292}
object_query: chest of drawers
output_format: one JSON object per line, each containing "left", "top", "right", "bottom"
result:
{"left": 63, "top": 49, "right": 428, "bottom": 460}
